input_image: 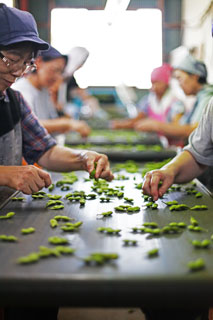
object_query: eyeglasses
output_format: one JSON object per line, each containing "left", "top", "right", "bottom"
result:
{"left": 0, "top": 51, "right": 37, "bottom": 74}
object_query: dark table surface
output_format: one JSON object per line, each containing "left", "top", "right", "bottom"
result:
{"left": 0, "top": 186, "right": 18, "bottom": 210}
{"left": 65, "top": 131, "right": 161, "bottom": 146}
{"left": 1, "top": 168, "right": 213, "bottom": 308}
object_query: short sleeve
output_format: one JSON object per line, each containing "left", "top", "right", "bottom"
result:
{"left": 184, "top": 97, "right": 213, "bottom": 166}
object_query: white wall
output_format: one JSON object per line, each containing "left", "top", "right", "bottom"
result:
{"left": 182, "top": 0, "right": 213, "bottom": 83}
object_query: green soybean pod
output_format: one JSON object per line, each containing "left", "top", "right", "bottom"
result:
{"left": 0, "top": 234, "right": 18, "bottom": 242}
{"left": 147, "top": 248, "right": 159, "bottom": 257}
{"left": 178, "top": 222, "right": 187, "bottom": 228}
{"left": 48, "top": 236, "right": 68, "bottom": 245}
{"left": 195, "top": 192, "right": 203, "bottom": 198}
{"left": 21, "top": 227, "right": 35, "bottom": 235}
{"left": 187, "top": 258, "right": 205, "bottom": 271}
{"left": 146, "top": 202, "right": 153, "bottom": 208}
{"left": 164, "top": 200, "right": 178, "bottom": 206}
{"left": 48, "top": 183, "right": 55, "bottom": 192}
{"left": 151, "top": 203, "right": 158, "bottom": 209}
{"left": 143, "top": 222, "right": 158, "bottom": 228}
{"left": 89, "top": 162, "right": 97, "bottom": 179}
{"left": 0, "top": 212, "right": 15, "bottom": 219}
{"left": 190, "top": 216, "right": 199, "bottom": 226}
{"left": 143, "top": 195, "right": 149, "bottom": 201}
{"left": 49, "top": 205, "right": 64, "bottom": 210}
{"left": 18, "top": 252, "right": 40, "bottom": 264}
{"left": 50, "top": 219, "right": 58, "bottom": 228}
{"left": 201, "top": 239, "right": 211, "bottom": 248}
{"left": 191, "top": 240, "right": 202, "bottom": 248}
{"left": 80, "top": 198, "right": 86, "bottom": 206}
{"left": 47, "top": 195, "right": 62, "bottom": 200}
{"left": 101, "top": 211, "right": 113, "bottom": 217}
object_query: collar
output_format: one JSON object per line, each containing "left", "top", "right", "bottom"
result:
{"left": 0, "top": 90, "right": 10, "bottom": 103}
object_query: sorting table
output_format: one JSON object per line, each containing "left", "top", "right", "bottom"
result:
{"left": 0, "top": 166, "right": 213, "bottom": 310}
{"left": 65, "top": 130, "right": 162, "bottom": 146}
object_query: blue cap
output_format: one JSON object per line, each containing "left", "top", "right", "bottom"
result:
{"left": 39, "top": 45, "right": 67, "bottom": 63}
{"left": 0, "top": 3, "right": 49, "bottom": 50}
{"left": 174, "top": 55, "right": 207, "bottom": 78}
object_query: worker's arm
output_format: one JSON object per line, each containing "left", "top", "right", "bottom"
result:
{"left": 142, "top": 151, "right": 206, "bottom": 201}
{"left": 111, "top": 112, "right": 146, "bottom": 129}
{"left": 40, "top": 118, "right": 91, "bottom": 137}
{"left": 38, "top": 145, "right": 114, "bottom": 181}
{"left": 134, "top": 118, "right": 198, "bottom": 138}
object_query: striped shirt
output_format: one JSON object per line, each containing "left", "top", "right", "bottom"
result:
{"left": 1, "top": 89, "right": 56, "bottom": 164}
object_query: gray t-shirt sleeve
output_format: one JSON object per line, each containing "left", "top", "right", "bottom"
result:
{"left": 184, "top": 97, "right": 213, "bottom": 166}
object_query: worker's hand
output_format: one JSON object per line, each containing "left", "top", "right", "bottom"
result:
{"left": 142, "top": 168, "right": 175, "bottom": 201}
{"left": 111, "top": 119, "right": 133, "bottom": 129}
{"left": 79, "top": 151, "right": 114, "bottom": 181}
{"left": 69, "top": 119, "right": 91, "bottom": 138}
{"left": 0, "top": 165, "right": 52, "bottom": 195}
{"left": 134, "top": 119, "right": 160, "bottom": 132}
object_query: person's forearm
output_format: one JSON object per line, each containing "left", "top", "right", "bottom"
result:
{"left": 39, "top": 119, "right": 66, "bottom": 134}
{"left": 0, "top": 166, "right": 12, "bottom": 186}
{"left": 38, "top": 145, "right": 86, "bottom": 172}
{"left": 119, "top": 113, "right": 146, "bottom": 128}
{"left": 163, "top": 151, "right": 206, "bottom": 184}
{"left": 157, "top": 122, "right": 197, "bottom": 138}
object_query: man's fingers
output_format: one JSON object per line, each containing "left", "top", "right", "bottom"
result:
{"left": 20, "top": 185, "right": 33, "bottom": 195}
{"left": 142, "top": 172, "right": 152, "bottom": 195}
{"left": 158, "top": 178, "right": 173, "bottom": 198}
{"left": 150, "top": 173, "right": 162, "bottom": 201}
{"left": 37, "top": 169, "right": 52, "bottom": 187}
{"left": 95, "top": 156, "right": 109, "bottom": 178}
{"left": 100, "top": 171, "right": 114, "bottom": 181}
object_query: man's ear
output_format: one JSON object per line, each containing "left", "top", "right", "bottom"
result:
{"left": 35, "top": 56, "right": 43, "bottom": 69}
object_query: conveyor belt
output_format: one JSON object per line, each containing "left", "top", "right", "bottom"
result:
{"left": 65, "top": 145, "right": 177, "bottom": 161}
{"left": 65, "top": 131, "right": 161, "bottom": 146}
{"left": 0, "top": 167, "right": 213, "bottom": 309}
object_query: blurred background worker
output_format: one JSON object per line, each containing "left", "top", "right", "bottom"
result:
{"left": 52, "top": 46, "right": 106, "bottom": 120}
{"left": 12, "top": 46, "right": 91, "bottom": 137}
{"left": 134, "top": 55, "right": 213, "bottom": 143}
{"left": 111, "top": 63, "right": 185, "bottom": 131}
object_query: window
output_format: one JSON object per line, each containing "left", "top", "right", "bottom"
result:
{"left": 51, "top": 8, "right": 162, "bottom": 88}
{"left": 1, "top": 0, "right": 13, "bottom": 6}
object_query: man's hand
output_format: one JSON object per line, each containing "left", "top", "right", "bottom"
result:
{"left": 142, "top": 168, "right": 175, "bottom": 201}
{"left": 134, "top": 119, "right": 160, "bottom": 132}
{"left": 69, "top": 119, "right": 91, "bottom": 138}
{"left": 111, "top": 119, "right": 134, "bottom": 129}
{"left": 0, "top": 165, "right": 52, "bottom": 194}
{"left": 80, "top": 151, "right": 114, "bottom": 181}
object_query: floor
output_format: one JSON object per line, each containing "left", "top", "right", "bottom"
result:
{"left": 59, "top": 308, "right": 146, "bottom": 320}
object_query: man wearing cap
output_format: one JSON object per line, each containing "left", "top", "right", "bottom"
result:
{"left": 0, "top": 3, "right": 113, "bottom": 195}
{"left": 12, "top": 45, "right": 91, "bottom": 138}
{"left": 0, "top": 3, "right": 113, "bottom": 319}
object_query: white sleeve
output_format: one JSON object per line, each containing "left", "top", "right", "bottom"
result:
{"left": 184, "top": 97, "right": 213, "bottom": 166}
